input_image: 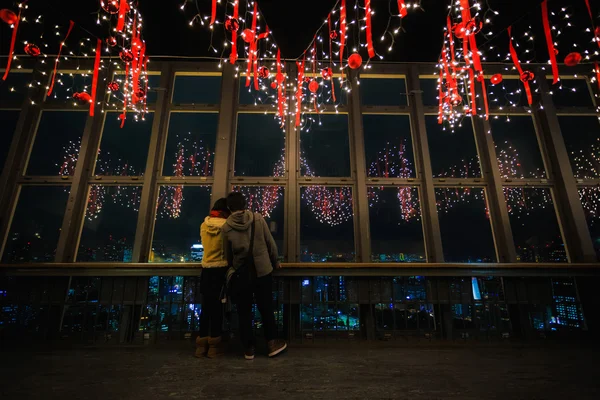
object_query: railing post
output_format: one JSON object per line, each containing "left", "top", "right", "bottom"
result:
{"left": 285, "top": 62, "right": 299, "bottom": 263}
{"left": 405, "top": 66, "right": 445, "bottom": 262}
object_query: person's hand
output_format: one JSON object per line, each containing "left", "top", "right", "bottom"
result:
{"left": 275, "top": 262, "right": 282, "bottom": 270}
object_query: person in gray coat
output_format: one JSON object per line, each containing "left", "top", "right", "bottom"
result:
{"left": 222, "top": 192, "right": 287, "bottom": 360}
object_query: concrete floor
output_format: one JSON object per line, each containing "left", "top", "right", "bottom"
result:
{"left": 1, "top": 343, "right": 599, "bottom": 399}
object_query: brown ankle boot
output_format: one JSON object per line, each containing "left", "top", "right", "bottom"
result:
{"left": 207, "top": 336, "right": 225, "bottom": 358}
{"left": 195, "top": 336, "right": 209, "bottom": 358}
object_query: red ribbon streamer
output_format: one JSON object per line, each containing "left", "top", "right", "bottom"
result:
{"left": 117, "top": 0, "right": 128, "bottom": 32}
{"left": 276, "top": 49, "right": 284, "bottom": 120}
{"left": 541, "top": 0, "right": 559, "bottom": 84}
{"left": 229, "top": 1, "right": 240, "bottom": 64}
{"left": 585, "top": 0, "right": 599, "bottom": 48}
{"left": 397, "top": 0, "right": 407, "bottom": 18}
{"left": 47, "top": 20, "right": 75, "bottom": 97}
{"left": 90, "top": 39, "right": 102, "bottom": 117}
{"left": 245, "top": 2, "right": 258, "bottom": 88}
{"left": 469, "top": 34, "right": 482, "bottom": 73}
{"left": 210, "top": 0, "right": 217, "bottom": 25}
{"left": 295, "top": 56, "right": 306, "bottom": 127}
{"left": 340, "top": 0, "right": 347, "bottom": 77}
{"left": 469, "top": 68, "right": 476, "bottom": 116}
{"left": 2, "top": 10, "right": 20, "bottom": 82}
{"left": 365, "top": 0, "right": 375, "bottom": 59}
{"left": 121, "top": 62, "right": 129, "bottom": 128}
{"left": 507, "top": 26, "right": 533, "bottom": 105}
{"left": 595, "top": 62, "right": 600, "bottom": 91}
{"left": 460, "top": 0, "right": 472, "bottom": 23}
{"left": 328, "top": 14, "right": 336, "bottom": 102}
{"left": 438, "top": 68, "right": 444, "bottom": 124}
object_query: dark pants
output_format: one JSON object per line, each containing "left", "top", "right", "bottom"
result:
{"left": 199, "top": 267, "right": 227, "bottom": 338}
{"left": 235, "top": 273, "right": 277, "bottom": 348}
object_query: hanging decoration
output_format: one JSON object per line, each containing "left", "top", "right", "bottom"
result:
{"left": 564, "top": 52, "right": 583, "bottom": 67}
{"left": 1, "top": 7, "right": 21, "bottom": 82}
{"left": 541, "top": 0, "right": 559, "bottom": 85}
{"left": 24, "top": 43, "right": 40, "bottom": 57}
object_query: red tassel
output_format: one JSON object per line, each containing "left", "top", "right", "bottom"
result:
{"left": 295, "top": 56, "right": 306, "bottom": 127}
{"left": 541, "top": 0, "right": 559, "bottom": 84}
{"left": 210, "top": 0, "right": 217, "bottom": 25}
{"left": 229, "top": 1, "right": 240, "bottom": 64}
{"left": 90, "top": 39, "right": 102, "bottom": 117}
{"left": 117, "top": 0, "right": 128, "bottom": 32}
{"left": 340, "top": 0, "right": 347, "bottom": 76}
{"left": 246, "top": 2, "right": 258, "bottom": 88}
{"left": 328, "top": 14, "right": 336, "bottom": 102}
{"left": 460, "top": 0, "right": 472, "bottom": 23}
{"left": 507, "top": 26, "right": 533, "bottom": 105}
{"left": 2, "top": 10, "right": 20, "bottom": 82}
{"left": 397, "top": 0, "right": 407, "bottom": 18}
{"left": 365, "top": 0, "right": 375, "bottom": 59}
{"left": 47, "top": 20, "right": 75, "bottom": 97}
{"left": 469, "top": 68, "right": 476, "bottom": 115}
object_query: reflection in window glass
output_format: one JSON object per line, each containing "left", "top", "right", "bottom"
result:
{"left": 369, "top": 187, "right": 425, "bottom": 262}
{"left": 579, "top": 187, "right": 600, "bottom": 260}
{"left": 360, "top": 78, "right": 408, "bottom": 106}
{"left": 505, "top": 187, "right": 566, "bottom": 262}
{"left": 0, "top": 72, "right": 32, "bottom": 103}
{"left": 0, "top": 110, "right": 20, "bottom": 174}
{"left": 2, "top": 186, "right": 69, "bottom": 262}
{"left": 486, "top": 78, "right": 529, "bottom": 108}
{"left": 172, "top": 75, "right": 221, "bottom": 104}
{"left": 162, "top": 113, "right": 218, "bottom": 177}
{"left": 77, "top": 185, "right": 141, "bottom": 262}
{"left": 301, "top": 114, "right": 350, "bottom": 177}
{"left": 364, "top": 115, "right": 415, "bottom": 178}
{"left": 436, "top": 187, "right": 496, "bottom": 262}
{"left": 233, "top": 186, "right": 285, "bottom": 256}
{"left": 151, "top": 186, "right": 211, "bottom": 263}
{"left": 96, "top": 113, "right": 154, "bottom": 175}
{"left": 426, "top": 116, "right": 481, "bottom": 178}
{"left": 300, "top": 186, "right": 354, "bottom": 262}
{"left": 235, "top": 114, "right": 285, "bottom": 176}
{"left": 550, "top": 79, "right": 593, "bottom": 108}
{"left": 490, "top": 116, "right": 546, "bottom": 178}
{"left": 420, "top": 79, "right": 439, "bottom": 106}
{"left": 28, "top": 111, "right": 87, "bottom": 176}
{"left": 558, "top": 116, "right": 600, "bottom": 179}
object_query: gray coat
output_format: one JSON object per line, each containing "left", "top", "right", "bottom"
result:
{"left": 221, "top": 210, "right": 279, "bottom": 278}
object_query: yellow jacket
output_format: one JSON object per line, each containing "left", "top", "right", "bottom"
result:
{"left": 200, "top": 216, "right": 228, "bottom": 267}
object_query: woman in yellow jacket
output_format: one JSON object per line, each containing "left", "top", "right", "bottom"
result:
{"left": 195, "top": 198, "right": 230, "bottom": 358}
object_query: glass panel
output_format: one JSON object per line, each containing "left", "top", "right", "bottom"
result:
{"left": 112, "top": 73, "right": 160, "bottom": 105}
{"left": 151, "top": 186, "right": 211, "bottom": 263}
{"left": 172, "top": 75, "right": 221, "bottom": 104}
{"left": 95, "top": 113, "right": 154, "bottom": 176}
{"left": 420, "top": 79, "right": 439, "bottom": 106}
{"left": 234, "top": 114, "right": 285, "bottom": 177}
{"left": 550, "top": 79, "right": 593, "bottom": 108}
{"left": 300, "top": 186, "right": 354, "bottom": 262}
{"left": 360, "top": 78, "right": 408, "bottom": 106}
{"left": 579, "top": 187, "right": 600, "bottom": 260}
{"left": 364, "top": 115, "right": 415, "bottom": 178}
{"left": 77, "top": 185, "right": 141, "bottom": 262}
{"left": 0, "top": 71, "right": 32, "bottom": 103}
{"left": 486, "top": 78, "right": 529, "bottom": 109}
{"left": 558, "top": 116, "right": 600, "bottom": 179}
{"left": 490, "top": 116, "right": 546, "bottom": 178}
{"left": 233, "top": 186, "right": 285, "bottom": 256}
{"left": 46, "top": 73, "right": 92, "bottom": 104}
{"left": 27, "top": 111, "right": 87, "bottom": 176}
{"left": 0, "top": 110, "right": 20, "bottom": 174}
{"left": 300, "top": 114, "right": 350, "bottom": 177}
{"left": 426, "top": 116, "right": 481, "bottom": 178}
{"left": 368, "top": 187, "right": 426, "bottom": 262}
{"left": 2, "top": 186, "right": 69, "bottom": 262}
{"left": 436, "top": 187, "right": 496, "bottom": 262}
{"left": 239, "top": 79, "right": 276, "bottom": 105}
{"left": 162, "top": 113, "right": 218, "bottom": 177}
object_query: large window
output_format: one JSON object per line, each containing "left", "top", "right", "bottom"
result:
{"left": 550, "top": 79, "right": 593, "bottom": 108}
{"left": 172, "top": 75, "right": 221, "bottom": 104}
{"left": 0, "top": 110, "right": 20, "bottom": 174}
{"left": 27, "top": 111, "right": 87, "bottom": 176}
{"left": 45, "top": 73, "right": 92, "bottom": 105}
{"left": 95, "top": 113, "right": 154, "bottom": 176}
{"left": 369, "top": 187, "right": 425, "bottom": 262}
{"left": 436, "top": 187, "right": 496, "bottom": 262}
{"left": 2, "top": 186, "right": 70, "bottom": 262}
{"left": 162, "top": 113, "right": 218, "bottom": 177}
{"left": 0, "top": 71, "right": 32, "bottom": 103}
{"left": 360, "top": 77, "right": 408, "bottom": 106}
{"left": 151, "top": 186, "right": 212, "bottom": 263}
{"left": 300, "top": 186, "right": 354, "bottom": 262}
{"left": 426, "top": 117, "right": 481, "bottom": 178}
{"left": 77, "top": 185, "right": 141, "bottom": 262}
{"left": 363, "top": 115, "right": 415, "bottom": 178}
{"left": 300, "top": 114, "right": 350, "bottom": 177}
{"left": 578, "top": 187, "right": 600, "bottom": 260}
{"left": 234, "top": 114, "right": 285, "bottom": 177}
{"left": 558, "top": 116, "right": 600, "bottom": 179}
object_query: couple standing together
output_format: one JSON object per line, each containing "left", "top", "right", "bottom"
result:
{"left": 195, "top": 192, "right": 287, "bottom": 360}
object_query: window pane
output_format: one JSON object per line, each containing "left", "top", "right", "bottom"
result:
{"left": 27, "top": 111, "right": 87, "bottom": 175}
{"left": 491, "top": 116, "right": 546, "bottom": 178}
{"left": 300, "top": 186, "right": 354, "bottom": 262}
{"left": 486, "top": 78, "right": 529, "bottom": 108}
{"left": 151, "top": 186, "right": 211, "bottom": 263}
{"left": 426, "top": 116, "right": 481, "bottom": 178}
{"left": 162, "top": 113, "right": 218, "bottom": 176}
{"left": 77, "top": 185, "right": 141, "bottom": 262}
{"left": 2, "top": 186, "right": 69, "bottom": 262}
{"left": 46, "top": 73, "right": 92, "bottom": 105}
{"left": 360, "top": 78, "right": 407, "bottom": 106}
{"left": 233, "top": 186, "right": 285, "bottom": 256}
{"left": 369, "top": 187, "right": 426, "bottom": 262}
{"left": 172, "top": 75, "right": 221, "bottom": 104}
{"left": 0, "top": 110, "right": 20, "bottom": 174}
{"left": 505, "top": 187, "right": 567, "bottom": 263}
{"left": 112, "top": 73, "right": 160, "bottom": 105}
{"left": 1, "top": 72, "right": 32, "bottom": 103}
{"left": 234, "top": 114, "right": 285, "bottom": 176}
{"left": 239, "top": 80, "right": 276, "bottom": 105}
{"left": 420, "top": 79, "right": 439, "bottom": 106}
{"left": 579, "top": 187, "right": 600, "bottom": 260}
{"left": 436, "top": 187, "right": 496, "bottom": 262}
{"left": 301, "top": 114, "right": 350, "bottom": 177}
{"left": 95, "top": 113, "right": 154, "bottom": 176}
{"left": 550, "top": 79, "right": 593, "bottom": 108}
{"left": 364, "top": 115, "right": 415, "bottom": 178}
{"left": 558, "top": 116, "right": 599, "bottom": 179}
